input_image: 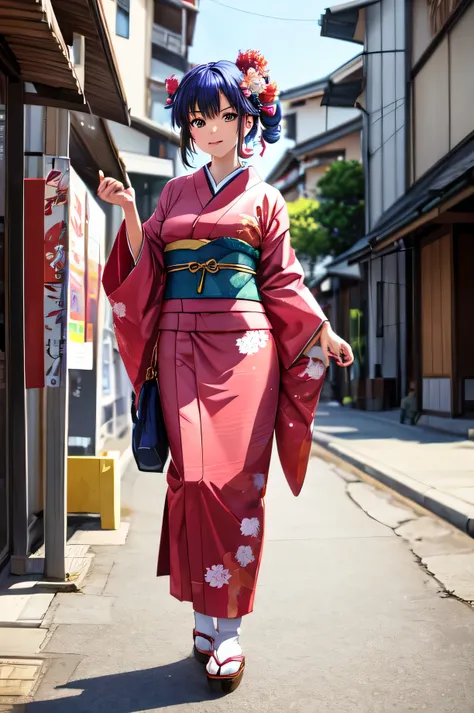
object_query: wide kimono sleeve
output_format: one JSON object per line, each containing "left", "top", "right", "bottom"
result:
{"left": 257, "top": 190, "right": 327, "bottom": 370}
{"left": 257, "top": 189, "right": 328, "bottom": 497}
{"left": 102, "top": 179, "right": 173, "bottom": 395}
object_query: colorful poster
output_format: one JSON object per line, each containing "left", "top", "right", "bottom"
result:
{"left": 85, "top": 195, "right": 105, "bottom": 346}
{"left": 44, "top": 157, "right": 69, "bottom": 387}
{"left": 68, "top": 169, "right": 86, "bottom": 345}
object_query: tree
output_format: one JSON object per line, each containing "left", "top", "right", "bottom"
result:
{"left": 314, "top": 160, "right": 365, "bottom": 257}
{"left": 287, "top": 197, "right": 329, "bottom": 277}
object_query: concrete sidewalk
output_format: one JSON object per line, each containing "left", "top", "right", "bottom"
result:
{"left": 312, "top": 402, "right": 474, "bottom": 536}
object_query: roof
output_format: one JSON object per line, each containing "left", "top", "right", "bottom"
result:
{"left": 130, "top": 116, "right": 180, "bottom": 146}
{"left": 336, "top": 132, "right": 474, "bottom": 264}
{"left": 70, "top": 111, "right": 128, "bottom": 188}
{"left": 280, "top": 77, "right": 329, "bottom": 103}
{"left": 266, "top": 115, "right": 362, "bottom": 184}
{"left": 293, "top": 115, "right": 362, "bottom": 158}
{"left": 309, "top": 258, "right": 362, "bottom": 289}
{"left": 50, "top": 0, "right": 130, "bottom": 125}
{"left": 319, "top": 0, "right": 380, "bottom": 44}
{"left": 279, "top": 54, "right": 363, "bottom": 103}
{"left": 3, "top": 0, "right": 83, "bottom": 97}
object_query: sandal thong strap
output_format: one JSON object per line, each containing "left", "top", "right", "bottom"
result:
{"left": 209, "top": 651, "right": 245, "bottom": 678}
{"left": 193, "top": 629, "right": 215, "bottom": 648}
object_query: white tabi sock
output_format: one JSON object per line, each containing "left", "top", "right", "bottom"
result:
{"left": 194, "top": 611, "right": 216, "bottom": 653}
{"left": 206, "top": 617, "right": 243, "bottom": 676}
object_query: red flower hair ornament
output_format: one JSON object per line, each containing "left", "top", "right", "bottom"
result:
{"left": 236, "top": 49, "right": 279, "bottom": 107}
{"left": 165, "top": 74, "right": 179, "bottom": 104}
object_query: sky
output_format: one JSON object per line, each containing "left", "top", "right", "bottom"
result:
{"left": 187, "top": 0, "right": 359, "bottom": 179}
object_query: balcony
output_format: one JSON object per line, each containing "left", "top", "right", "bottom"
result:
{"left": 152, "top": 23, "right": 183, "bottom": 55}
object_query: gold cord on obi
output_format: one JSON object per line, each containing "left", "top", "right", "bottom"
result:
{"left": 167, "top": 259, "right": 256, "bottom": 294}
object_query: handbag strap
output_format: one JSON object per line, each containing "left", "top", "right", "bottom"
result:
{"left": 146, "top": 334, "right": 160, "bottom": 381}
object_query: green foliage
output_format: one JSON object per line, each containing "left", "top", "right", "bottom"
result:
{"left": 314, "top": 160, "right": 365, "bottom": 257}
{"left": 287, "top": 197, "right": 329, "bottom": 274}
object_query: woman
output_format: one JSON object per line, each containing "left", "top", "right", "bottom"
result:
{"left": 98, "top": 50, "right": 353, "bottom": 694}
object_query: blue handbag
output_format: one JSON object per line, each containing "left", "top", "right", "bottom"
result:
{"left": 130, "top": 343, "right": 169, "bottom": 472}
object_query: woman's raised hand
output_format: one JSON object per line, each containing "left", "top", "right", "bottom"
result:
{"left": 97, "top": 170, "right": 135, "bottom": 207}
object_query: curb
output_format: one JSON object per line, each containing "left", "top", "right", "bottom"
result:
{"left": 312, "top": 430, "right": 474, "bottom": 538}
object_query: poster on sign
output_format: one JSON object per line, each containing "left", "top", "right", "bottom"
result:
{"left": 86, "top": 194, "right": 105, "bottom": 345}
{"left": 68, "top": 169, "right": 86, "bottom": 346}
{"left": 44, "top": 157, "right": 69, "bottom": 387}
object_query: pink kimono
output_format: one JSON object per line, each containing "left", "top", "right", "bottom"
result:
{"left": 102, "top": 165, "right": 327, "bottom": 618}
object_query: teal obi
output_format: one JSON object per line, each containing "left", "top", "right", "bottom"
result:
{"left": 164, "top": 237, "right": 261, "bottom": 301}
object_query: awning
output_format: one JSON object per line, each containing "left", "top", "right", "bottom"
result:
{"left": 341, "top": 133, "right": 474, "bottom": 263}
{"left": 319, "top": 0, "right": 379, "bottom": 44}
{"left": 44, "top": 0, "right": 130, "bottom": 124}
{"left": 70, "top": 111, "right": 128, "bottom": 188}
{"left": 321, "top": 79, "right": 364, "bottom": 108}
{"left": 1, "top": 0, "right": 83, "bottom": 96}
{"left": 130, "top": 115, "right": 180, "bottom": 146}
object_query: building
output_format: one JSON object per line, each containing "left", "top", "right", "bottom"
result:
{"left": 266, "top": 55, "right": 363, "bottom": 200}
{"left": 320, "top": 0, "right": 474, "bottom": 432}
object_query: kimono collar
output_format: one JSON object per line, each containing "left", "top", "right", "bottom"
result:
{"left": 193, "top": 164, "right": 262, "bottom": 209}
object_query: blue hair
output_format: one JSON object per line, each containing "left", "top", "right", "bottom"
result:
{"left": 168, "top": 60, "right": 281, "bottom": 168}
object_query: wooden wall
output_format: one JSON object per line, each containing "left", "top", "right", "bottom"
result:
{"left": 421, "top": 233, "right": 453, "bottom": 378}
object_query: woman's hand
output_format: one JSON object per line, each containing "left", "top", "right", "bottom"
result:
{"left": 97, "top": 170, "right": 135, "bottom": 207}
{"left": 319, "top": 322, "right": 354, "bottom": 368}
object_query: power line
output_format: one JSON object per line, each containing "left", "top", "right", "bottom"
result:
{"left": 206, "top": 0, "right": 319, "bottom": 22}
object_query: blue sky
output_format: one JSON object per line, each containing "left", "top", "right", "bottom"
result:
{"left": 188, "top": 0, "right": 359, "bottom": 178}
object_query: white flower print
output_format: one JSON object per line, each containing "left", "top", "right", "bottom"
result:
{"left": 204, "top": 564, "right": 232, "bottom": 589}
{"left": 301, "top": 358, "right": 326, "bottom": 380}
{"left": 253, "top": 473, "right": 266, "bottom": 491}
{"left": 112, "top": 301, "right": 126, "bottom": 319}
{"left": 236, "top": 330, "right": 269, "bottom": 356}
{"left": 235, "top": 545, "right": 255, "bottom": 567}
{"left": 240, "top": 517, "right": 260, "bottom": 538}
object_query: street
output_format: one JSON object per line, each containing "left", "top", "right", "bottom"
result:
{"left": 22, "top": 449, "right": 474, "bottom": 713}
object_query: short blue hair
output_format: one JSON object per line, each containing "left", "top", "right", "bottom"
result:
{"left": 168, "top": 60, "right": 281, "bottom": 168}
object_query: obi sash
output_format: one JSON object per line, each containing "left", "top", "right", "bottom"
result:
{"left": 164, "top": 237, "right": 261, "bottom": 301}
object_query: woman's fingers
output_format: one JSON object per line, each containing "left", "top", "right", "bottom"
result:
{"left": 97, "top": 177, "right": 124, "bottom": 196}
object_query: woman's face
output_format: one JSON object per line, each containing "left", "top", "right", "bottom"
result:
{"left": 189, "top": 90, "right": 254, "bottom": 158}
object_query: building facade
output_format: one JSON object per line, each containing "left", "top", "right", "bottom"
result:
{"left": 321, "top": 0, "right": 474, "bottom": 431}
{"left": 267, "top": 55, "right": 363, "bottom": 200}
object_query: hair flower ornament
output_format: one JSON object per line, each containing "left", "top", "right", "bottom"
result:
{"left": 235, "top": 49, "right": 279, "bottom": 109}
{"left": 165, "top": 74, "right": 180, "bottom": 104}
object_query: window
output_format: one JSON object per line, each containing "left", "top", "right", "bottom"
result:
{"left": 285, "top": 113, "right": 297, "bottom": 141}
{"left": 376, "top": 281, "right": 384, "bottom": 338}
{"left": 116, "top": 0, "right": 130, "bottom": 39}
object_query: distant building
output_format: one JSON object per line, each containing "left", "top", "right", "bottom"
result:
{"left": 267, "top": 55, "right": 363, "bottom": 201}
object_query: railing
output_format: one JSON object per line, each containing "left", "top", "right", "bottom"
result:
{"left": 152, "top": 24, "right": 183, "bottom": 55}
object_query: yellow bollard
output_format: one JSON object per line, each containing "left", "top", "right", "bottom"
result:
{"left": 67, "top": 452, "right": 120, "bottom": 530}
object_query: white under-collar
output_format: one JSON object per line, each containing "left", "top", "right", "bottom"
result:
{"left": 204, "top": 164, "right": 245, "bottom": 194}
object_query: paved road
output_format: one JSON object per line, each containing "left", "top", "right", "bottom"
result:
{"left": 26, "top": 453, "right": 474, "bottom": 713}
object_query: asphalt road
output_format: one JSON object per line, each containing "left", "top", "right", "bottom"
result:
{"left": 26, "top": 451, "right": 474, "bottom": 713}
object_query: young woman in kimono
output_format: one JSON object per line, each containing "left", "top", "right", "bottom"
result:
{"left": 98, "top": 50, "right": 354, "bottom": 693}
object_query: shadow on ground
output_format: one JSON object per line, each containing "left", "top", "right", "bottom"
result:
{"left": 314, "top": 403, "right": 463, "bottom": 446}
{"left": 25, "top": 657, "right": 218, "bottom": 712}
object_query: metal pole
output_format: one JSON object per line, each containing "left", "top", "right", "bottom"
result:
{"left": 43, "top": 107, "right": 70, "bottom": 581}
{"left": 6, "top": 78, "right": 29, "bottom": 560}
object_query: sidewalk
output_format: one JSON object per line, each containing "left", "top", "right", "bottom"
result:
{"left": 312, "top": 402, "right": 474, "bottom": 536}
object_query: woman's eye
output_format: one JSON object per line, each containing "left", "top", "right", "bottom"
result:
{"left": 223, "top": 113, "right": 238, "bottom": 122}
{"left": 191, "top": 118, "right": 206, "bottom": 128}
